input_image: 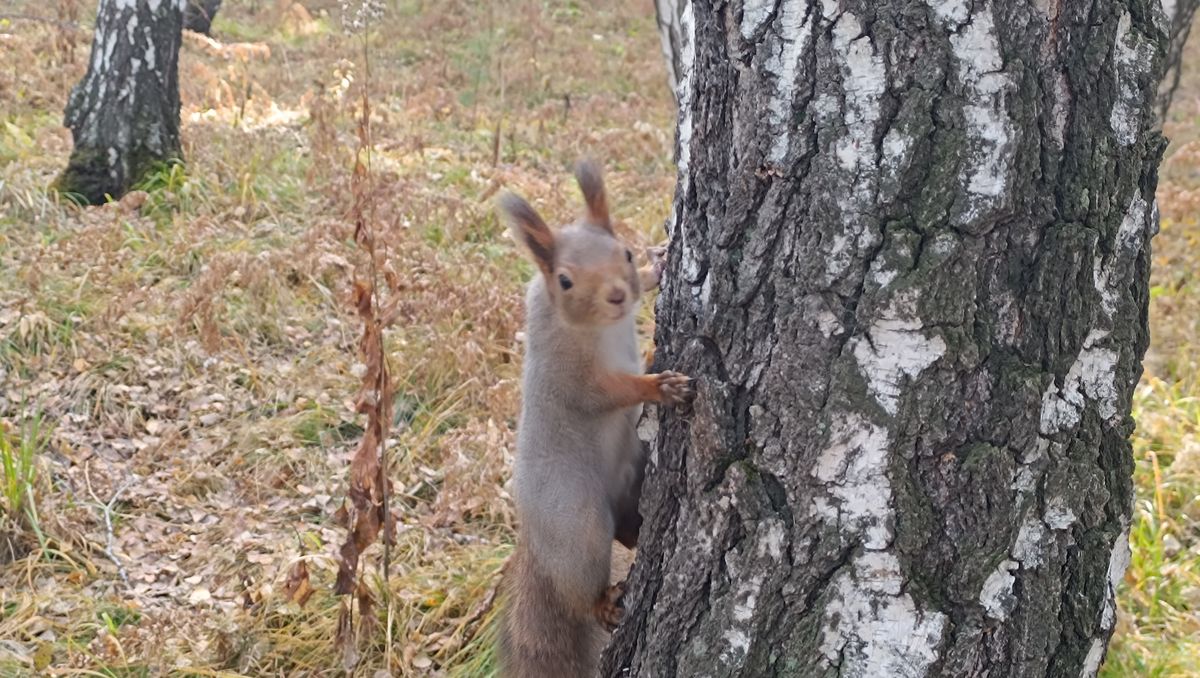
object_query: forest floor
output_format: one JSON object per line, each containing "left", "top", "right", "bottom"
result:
{"left": 0, "top": 1, "right": 1197, "bottom": 676}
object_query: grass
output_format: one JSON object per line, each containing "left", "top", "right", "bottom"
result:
{"left": 0, "top": 0, "right": 1195, "bottom": 675}
{"left": 0, "top": 412, "right": 50, "bottom": 553}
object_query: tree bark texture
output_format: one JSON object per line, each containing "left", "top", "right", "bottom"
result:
{"left": 1157, "top": 0, "right": 1200, "bottom": 118}
{"left": 605, "top": 1, "right": 1168, "bottom": 677}
{"left": 184, "top": 0, "right": 222, "bottom": 35}
{"left": 57, "top": 0, "right": 186, "bottom": 205}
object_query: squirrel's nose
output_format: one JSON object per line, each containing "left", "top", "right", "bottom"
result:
{"left": 607, "top": 288, "right": 627, "bottom": 306}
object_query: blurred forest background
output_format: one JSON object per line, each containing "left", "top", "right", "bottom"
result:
{"left": 0, "top": 1, "right": 1196, "bottom": 675}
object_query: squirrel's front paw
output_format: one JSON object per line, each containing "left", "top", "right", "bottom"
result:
{"left": 639, "top": 245, "right": 668, "bottom": 291}
{"left": 654, "top": 371, "right": 695, "bottom": 406}
{"left": 595, "top": 582, "right": 626, "bottom": 632}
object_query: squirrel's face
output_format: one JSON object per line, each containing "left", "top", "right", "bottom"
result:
{"left": 499, "top": 159, "right": 644, "bottom": 328}
{"left": 550, "top": 225, "right": 641, "bottom": 327}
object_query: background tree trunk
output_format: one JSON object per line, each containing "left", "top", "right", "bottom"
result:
{"left": 56, "top": 0, "right": 185, "bottom": 205}
{"left": 184, "top": 0, "right": 222, "bottom": 35}
{"left": 606, "top": 1, "right": 1169, "bottom": 676}
{"left": 1158, "top": 0, "right": 1200, "bottom": 118}
{"left": 653, "top": 0, "right": 687, "bottom": 106}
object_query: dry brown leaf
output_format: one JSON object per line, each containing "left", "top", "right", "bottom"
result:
{"left": 283, "top": 560, "right": 315, "bottom": 608}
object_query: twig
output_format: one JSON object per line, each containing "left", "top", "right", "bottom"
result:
{"left": 85, "top": 463, "right": 133, "bottom": 589}
{"left": 0, "top": 13, "right": 85, "bottom": 32}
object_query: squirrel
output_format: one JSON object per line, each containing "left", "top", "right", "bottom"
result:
{"left": 496, "top": 160, "right": 693, "bottom": 677}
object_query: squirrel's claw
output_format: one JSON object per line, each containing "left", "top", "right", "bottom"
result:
{"left": 595, "top": 581, "right": 627, "bottom": 632}
{"left": 655, "top": 371, "right": 695, "bottom": 406}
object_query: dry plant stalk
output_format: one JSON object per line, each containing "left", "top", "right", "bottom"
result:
{"left": 332, "top": 11, "right": 397, "bottom": 661}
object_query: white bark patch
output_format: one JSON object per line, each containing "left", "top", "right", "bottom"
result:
{"left": 869, "top": 263, "right": 898, "bottom": 289}
{"left": 979, "top": 559, "right": 1018, "bottom": 621}
{"left": 1039, "top": 329, "right": 1120, "bottom": 434}
{"left": 1012, "top": 512, "right": 1048, "bottom": 568}
{"left": 762, "top": 519, "right": 786, "bottom": 561}
{"left": 1044, "top": 497, "right": 1078, "bottom": 530}
{"left": 851, "top": 293, "right": 946, "bottom": 416}
{"left": 1094, "top": 192, "right": 1148, "bottom": 318}
{"left": 949, "top": 3, "right": 1014, "bottom": 219}
{"left": 676, "top": 2, "right": 696, "bottom": 185}
{"left": 1100, "top": 527, "right": 1131, "bottom": 630}
{"left": 831, "top": 12, "right": 886, "bottom": 175}
{"left": 1163, "top": 0, "right": 1178, "bottom": 25}
{"left": 881, "top": 128, "right": 914, "bottom": 178}
{"left": 762, "top": 0, "right": 813, "bottom": 163}
{"left": 820, "top": 555, "right": 948, "bottom": 677}
{"left": 927, "top": 0, "right": 969, "bottom": 24}
{"left": 740, "top": 0, "right": 774, "bottom": 38}
{"left": 1080, "top": 639, "right": 1106, "bottom": 678}
{"left": 1110, "top": 12, "right": 1154, "bottom": 146}
{"left": 816, "top": 309, "right": 842, "bottom": 338}
{"left": 722, "top": 628, "right": 751, "bottom": 659}
{"left": 812, "top": 415, "right": 893, "bottom": 549}
{"left": 927, "top": 1, "right": 1015, "bottom": 225}
{"left": 823, "top": 232, "right": 855, "bottom": 284}
{"left": 146, "top": 36, "right": 157, "bottom": 71}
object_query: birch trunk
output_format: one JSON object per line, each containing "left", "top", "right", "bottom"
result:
{"left": 605, "top": 1, "right": 1170, "bottom": 676}
{"left": 56, "top": 0, "right": 185, "bottom": 205}
{"left": 1159, "top": 0, "right": 1200, "bottom": 117}
{"left": 654, "top": 0, "right": 688, "bottom": 105}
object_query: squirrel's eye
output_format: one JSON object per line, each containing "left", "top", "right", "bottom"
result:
{"left": 558, "top": 274, "right": 574, "bottom": 291}
{"left": 625, "top": 249, "right": 633, "bottom": 263}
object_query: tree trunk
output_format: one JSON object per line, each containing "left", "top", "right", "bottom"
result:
{"left": 1158, "top": 0, "right": 1200, "bottom": 118}
{"left": 605, "top": 1, "right": 1169, "bottom": 677}
{"left": 654, "top": 0, "right": 688, "bottom": 105}
{"left": 184, "top": 0, "right": 222, "bottom": 35}
{"left": 55, "top": 0, "right": 185, "bottom": 205}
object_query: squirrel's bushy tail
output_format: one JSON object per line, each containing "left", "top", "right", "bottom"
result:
{"left": 499, "top": 541, "right": 605, "bottom": 677}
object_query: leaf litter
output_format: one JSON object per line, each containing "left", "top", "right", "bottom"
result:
{"left": 0, "top": 0, "right": 676, "bottom": 674}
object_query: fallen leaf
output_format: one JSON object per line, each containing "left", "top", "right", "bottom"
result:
{"left": 283, "top": 560, "right": 315, "bottom": 608}
{"left": 188, "top": 587, "right": 212, "bottom": 605}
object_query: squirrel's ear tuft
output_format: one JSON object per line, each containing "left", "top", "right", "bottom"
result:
{"left": 498, "top": 192, "right": 555, "bottom": 275}
{"left": 574, "top": 158, "right": 612, "bottom": 233}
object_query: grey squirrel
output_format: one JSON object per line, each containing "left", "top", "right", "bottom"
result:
{"left": 496, "top": 160, "right": 693, "bottom": 677}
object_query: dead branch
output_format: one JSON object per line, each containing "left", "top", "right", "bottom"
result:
{"left": 85, "top": 463, "right": 134, "bottom": 590}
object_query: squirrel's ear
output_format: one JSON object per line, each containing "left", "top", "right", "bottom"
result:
{"left": 574, "top": 158, "right": 611, "bottom": 232}
{"left": 499, "top": 192, "right": 555, "bottom": 275}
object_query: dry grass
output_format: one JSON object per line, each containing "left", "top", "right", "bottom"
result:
{"left": 2, "top": 1, "right": 1198, "bottom": 676}
{"left": 0, "top": 1, "right": 671, "bottom": 675}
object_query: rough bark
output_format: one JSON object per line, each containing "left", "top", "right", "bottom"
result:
{"left": 605, "top": 1, "right": 1169, "bottom": 677}
{"left": 56, "top": 0, "right": 186, "bottom": 205}
{"left": 654, "top": 0, "right": 688, "bottom": 105}
{"left": 184, "top": 0, "right": 222, "bottom": 35}
{"left": 1158, "top": 0, "right": 1200, "bottom": 118}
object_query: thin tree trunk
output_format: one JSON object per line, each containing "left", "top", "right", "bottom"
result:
{"left": 184, "top": 0, "right": 222, "bottom": 35}
{"left": 605, "top": 1, "right": 1169, "bottom": 676}
{"left": 55, "top": 0, "right": 185, "bottom": 205}
{"left": 654, "top": 0, "right": 687, "bottom": 106}
{"left": 1158, "top": 0, "right": 1200, "bottom": 119}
